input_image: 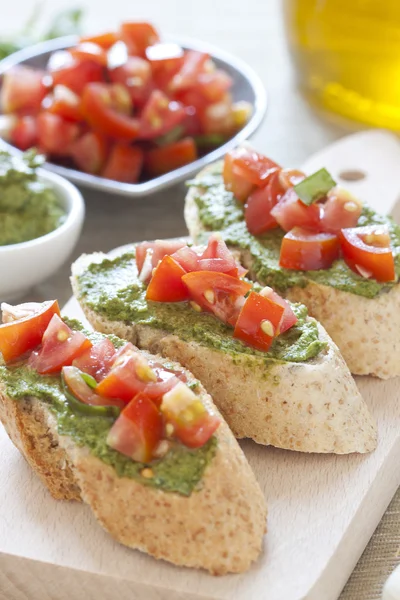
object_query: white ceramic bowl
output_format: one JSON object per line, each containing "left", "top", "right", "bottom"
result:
{"left": 0, "top": 169, "right": 84, "bottom": 301}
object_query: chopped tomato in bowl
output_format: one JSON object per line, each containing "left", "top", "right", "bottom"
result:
{"left": 0, "top": 21, "right": 264, "bottom": 192}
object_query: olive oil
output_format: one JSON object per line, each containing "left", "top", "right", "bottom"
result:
{"left": 283, "top": 0, "right": 400, "bottom": 130}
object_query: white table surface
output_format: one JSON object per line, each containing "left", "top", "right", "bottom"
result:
{"left": 1, "top": 1, "right": 398, "bottom": 598}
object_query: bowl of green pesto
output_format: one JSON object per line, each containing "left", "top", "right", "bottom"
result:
{"left": 0, "top": 148, "right": 84, "bottom": 301}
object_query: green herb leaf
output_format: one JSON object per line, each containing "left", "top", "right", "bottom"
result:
{"left": 81, "top": 372, "right": 97, "bottom": 389}
{"left": 155, "top": 125, "right": 185, "bottom": 147}
{"left": 294, "top": 168, "right": 336, "bottom": 206}
{"left": 193, "top": 134, "right": 227, "bottom": 148}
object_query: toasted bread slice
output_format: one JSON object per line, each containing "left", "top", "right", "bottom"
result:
{"left": 0, "top": 346, "right": 266, "bottom": 575}
{"left": 184, "top": 164, "right": 400, "bottom": 379}
{"left": 71, "top": 254, "right": 377, "bottom": 455}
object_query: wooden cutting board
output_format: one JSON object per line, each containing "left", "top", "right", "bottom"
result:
{"left": 1, "top": 131, "right": 400, "bottom": 600}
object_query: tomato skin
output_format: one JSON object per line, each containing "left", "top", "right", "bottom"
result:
{"left": 244, "top": 172, "right": 282, "bottom": 235}
{"left": 120, "top": 22, "right": 160, "bottom": 57}
{"left": 0, "top": 300, "right": 60, "bottom": 363}
{"left": 96, "top": 343, "right": 179, "bottom": 403}
{"left": 320, "top": 188, "right": 363, "bottom": 234}
{"left": 70, "top": 132, "right": 108, "bottom": 174}
{"left": 233, "top": 291, "right": 285, "bottom": 352}
{"left": 63, "top": 366, "right": 125, "bottom": 408}
{"left": 339, "top": 226, "right": 396, "bottom": 282}
{"left": 228, "top": 146, "right": 280, "bottom": 187}
{"left": 37, "top": 112, "right": 80, "bottom": 155}
{"left": 10, "top": 116, "right": 38, "bottom": 150}
{"left": 270, "top": 188, "right": 322, "bottom": 232}
{"left": 146, "top": 43, "right": 184, "bottom": 89}
{"left": 196, "top": 70, "right": 233, "bottom": 103}
{"left": 81, "top": 32, "right": 120, "bottom": 49}
{"left": 50, "top": 56, "right": 104, "bottom": 96}
{"left": 182, "top": 271, "right": 252, "bottom": 326}
{"left": 101, "top": 144, "right": 143, "bottom": 183}
{"left": 139, "top": 90, "right": 186, "bottom": 139}
{"left": 170, "top": 50, "right": 210, "bottom": 92}
{"left": 70, "top": 43, "right": 108, "bottom": 67}
{"left": 80, "top": 83, "right": 140, "bottom": 141}
{"left": 1, "top": 66, "right": 47, "bottom": 115}
{"left": 146, "top": 256, "right": 190, "bottom": 302}
{"left": 107, "top": 392, "right": 163, "bottom": 462}
{"left": 29, "top": 314, "right": 92, "bottom": 374}
{"left": 108, "top": 56, "right": 153, "bottom": 107}
{"left": 259, "top": 288, "right": 298, "bottom": 333}
{"left": 280, "top": 227, "right": 341, "bottom": 271}
{"left": 144, "top": 137, "right": 197, "bottom": 177}
{"left": 199, "top": 234, "right": 244, "bottom": 277}
{"left": 136, "top": 240, "right": 186, "bottom": 274}
{"left": 72, "top": 338, "right": 116, "bottom": 382}
{"left": 43, "top": 85, "right": 82, "bottom": 122}
{"left": 171, "top": 246, "right": 200, "bottom": 272}
{"left": 223, "top": 152, "right": 255, "bottom": 203}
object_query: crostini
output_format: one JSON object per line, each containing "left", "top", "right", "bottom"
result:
{"left": 0, "top": 301, "right": 266, "bottom": 575}
{"left": 71, "top": 238, "right": 377, "bottom": 454}
{"left": 184, "top": 147, "right": 400, "bottom": 379}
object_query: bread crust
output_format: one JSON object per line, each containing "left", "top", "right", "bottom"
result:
{"left": 71, "top": 260, "right": 377, "bottom": 455}
{"left": 0, "top": 354, "right": 266, "bottom": 574}
{"left": 184, "top": 164, "right": 400, "bottom": 379}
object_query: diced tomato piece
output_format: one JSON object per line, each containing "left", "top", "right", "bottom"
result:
{"left": 49, "top": 53, "right": 104, "bottom": 95}
{"left": 233, "top": 291, "right": 285, "bottom": 352}
{"left": 136, "top": 240, "right": 187, "bottom": 274}
{"left": 196, "top": 70, "right": 233, "bottom": 102}
{"left": 29, "top": 315, "right": 92, "bottom": 374}
{"left": 199, "top": 94, "right": 236, "bottom": 135}
{"left": 199, "top": 234, "right": 244, "bottom": 277}
{"left": 227, "top": 146, "right": 280, "bottom": 187}
{"left": 146, "top": 43, "right": 184, "bottom": 89}
{"left": 43, "top": 84, "right": 82, "bottom": 122}
{"left": 182, "top": 271, "right": 252, "bottom": 326}
{"left": 107, "top": 392, "right": 163, "bottom": 462}
{"left": 36, "top": 112, "right": 80, "bottom": 155}
{"left": 70, "top": 131, "right": 108, "bottom": 175}
{"left": 223, "top": 151, "right": 255, "bottom": 202}
{"left": 81, "top": 83, "right": 140, "bottom": 141}
{"left": 96, "top": 343, "right": 179, "bottom": 403}
{"left": 101, "top": 144, "right": 143, "bottom": 183}
{"left": 170, "top": 50, "right": 210, "bottom": 92}
{"left": 70, "top": 43, "right": 108, "bottom": 66}
{"left": 244, "top": 169, "right": 305, "bottom": 236}
{"left": 144, "top": 137, "right": 197, "bottom": 176}
{"left": 146, "top": 256, "right": 189, "bottom": 302}
{"left": 270, "top": 188, "right": 322, "bottom": 232}
{"left": 120, "top": 22, "right": 160, "bottom": 57}
{"left": 245, "top": 172, "right": 282, "bottom": 235}
{"left": 81, "top": 32, "right": 120, "bottom": 49}
{"left": 73, "top": 338, "right": 116, "bottom": 382}
{"left": 161, "top": 382, "right": 220, "bottom": 449}
{"left": 171, "top": 246, "right": 200, "bottom": 272}
{"left": 259, "top": 287, "right": 298, "bottom": 333}
{"left": 139, "top": 90, "right": 185, "bottom": 139}
{"left": 108, "top": 56, "right": 153, "bottom": 107}
{"left": 1, "top": 66, "right": 47, "bottom": 114}
{"left": 339, "top": 225, "right": 396, "bottom": 282}
{"left": 9, "top": 116, "right": 38, "bottom": 150}
{"left": 0, "top": 300, "right": 60, "bottom": 363}
{"left": 175, "top": 89, "right": 208, "bottom": 113}
{"left": 280, "top": 227, "right": 341, "bottom": 271}
{"left": 63, "top": 366, "right": 125, "bottom": 408}
{"left": 320, "top": 187, "right": 363, "bottom": 234}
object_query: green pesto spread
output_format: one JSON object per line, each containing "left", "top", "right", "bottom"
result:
{"left": 0, "top": 150, "right": 65, "bottom": 246}
{"left": 76, "top": 252, "right": 326, "bottom": 364}
{"left": 0, "top": 324, "right": 216, "bottom": 497}
{"left": 189, "top": 171, "right": 400, "bottom": 299}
